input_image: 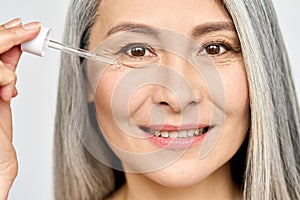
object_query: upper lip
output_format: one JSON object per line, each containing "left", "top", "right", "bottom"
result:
{"left": 141, "top": 124, "right": 212, "bottom": 132}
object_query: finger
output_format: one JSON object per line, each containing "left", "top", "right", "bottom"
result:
{"left": 0, "top": 22, "right": 40, "bottom": 54}
{"left": 0, "top": 18, "right": 22, "bottom": 30}
{"left": 12, "top": 88, "right": 18, "bottom": 98}
{"left": 0, "top": 83, "right": 16, "bottom": 103}
{"left": 0, "top": 122, "right": 18, "bottom": 181}
{"left": 0, "top": 100, "right": 12, "bottom": 140}
{"left": 0, "top": 46, "right": 22, "bottom": 72}
{"left": 0, "top": 64, "right": 17, "bottom": 102}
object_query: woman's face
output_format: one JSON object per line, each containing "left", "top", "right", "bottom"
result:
{"left": 88, "top": 0, "right": 249, "bottom": 187}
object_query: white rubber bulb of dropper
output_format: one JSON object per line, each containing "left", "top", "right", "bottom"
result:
{"left": 21, "top": 26, "right": 50, "bottom": 57}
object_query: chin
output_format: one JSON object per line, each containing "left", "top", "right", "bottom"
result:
{"left": 143, "top": 159, "right": 217, "bottom": 188}
{"left": 145, "top": 170, "right": 210, "bottom": 189}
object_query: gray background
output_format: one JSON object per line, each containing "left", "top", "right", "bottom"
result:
{"left": 1, "top": 1, "right": 299, "bottom": 199}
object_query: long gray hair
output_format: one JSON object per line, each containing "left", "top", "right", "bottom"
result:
{"left": 54, "top": 0, "right": 300, "bottom": 199}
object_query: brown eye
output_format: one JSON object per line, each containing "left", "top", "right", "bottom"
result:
{"left": 199, "top": 43, "right": 229, "bottom": 56}
{"left": 125, "top": 44, "right": 156, "bottom": 58}
{"left": 130, "top": 46, "right": 146, "bottom": 57}
{"left": 121, "top": 43, "right": 157, "bottom": 59}
{"left": 206, "top": 45, "right": 221, "bottom": 55}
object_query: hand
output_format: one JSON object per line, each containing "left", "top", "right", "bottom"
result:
{"left": 0, "top": 18, "right": 40, "bottom": 200}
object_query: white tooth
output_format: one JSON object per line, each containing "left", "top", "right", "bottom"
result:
{"left": 169, "top": 131, "right": 178, "bottom": 138}
{"left": 194, "top": 129, "right": 200, "bottom": 136}
{"left": 187, "top": 129, "right": 195, "bottom": 137}
{"left": 178, "top": 130, "right": 188, "bottom": 138}
{"left": 154, "top": 131, "right": 161, "bottom": 137}
{"left": 199, "top": 128, "right": 204, "bottom": 134}
{"left": 161, "top": 131, "right": 169, "bottom": 138}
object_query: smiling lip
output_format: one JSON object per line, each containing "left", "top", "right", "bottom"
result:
{"left": 147, "top": 124, "right": 210, "bottom": 131}
{"left": 140, "top": 124, "right": 213, "bottom": 150}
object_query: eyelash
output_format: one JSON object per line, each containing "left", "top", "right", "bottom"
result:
{"left": 116, "top": 42, "right": 157, "bottom": 58}
{"left": 116, "top": 40, "right": 241, "bottom": 58}
{"left": 199, "top": 40, "right": 241, "bottom": 56}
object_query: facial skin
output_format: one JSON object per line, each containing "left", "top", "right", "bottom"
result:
{"left": 88, "top": 0, "right": 249, "bottom": 199}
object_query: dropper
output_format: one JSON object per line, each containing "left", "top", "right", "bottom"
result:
{"left": 21, "top": 26, "right": 115, "bottom": 65}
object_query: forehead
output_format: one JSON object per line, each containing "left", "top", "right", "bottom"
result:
{"left": 90, "top": 0, "right": 233, "bottom": 47}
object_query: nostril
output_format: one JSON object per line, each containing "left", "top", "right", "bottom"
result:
{"left": 160, "top": 101, "right": 169, "bottom": 106}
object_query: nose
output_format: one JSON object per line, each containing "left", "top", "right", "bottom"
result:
{"left": 152, "top": 56, "right": 203, "bottom": 113}
{"left": 152, "top": 86, "right": 199, "bottom": 113}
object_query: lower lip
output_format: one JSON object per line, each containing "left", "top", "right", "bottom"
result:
{"left": 144, "top": 130, "right": 209, "bottom": 150}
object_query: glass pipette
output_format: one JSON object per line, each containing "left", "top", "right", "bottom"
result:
{"left": 21, "top": 26, "right": 115, "bottom": 65}
{"left": 46, "top": 39, "right": 115, "bottom": 64}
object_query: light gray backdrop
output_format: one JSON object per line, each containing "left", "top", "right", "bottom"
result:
{"left": 1, "top": 1, "right": 299, "bottom": 199}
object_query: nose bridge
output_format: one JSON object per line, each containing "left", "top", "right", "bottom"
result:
{"left": 153, "top": 54, "right": 203, "bottom": 112}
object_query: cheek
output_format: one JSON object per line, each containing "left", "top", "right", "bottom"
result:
{"left": 205, "top": 58, "right": 250, "bottom": 147}
{"left": 93, "top": 70, "right": 128, "bottom": 148}
{"left": 93, "top": 68, "right": 150, "bottom": 149}
{"left": 93, "top": 68, "right": 128, "bottom": 126}
{"left": 216, "top": 61, "right": 250, "bottom": 152}
{"left": 221, "top": 62, "right": 250, "bottom": 118}
{"left": 95, "top": 75, "right": 115, "bottom": 115}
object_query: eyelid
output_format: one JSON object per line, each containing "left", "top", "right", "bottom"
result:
{"left": 202, "top": 40, "right": 231, "bottom": 50}
{"left": 199, "top": 40, "right": 241, "bottom": 56}
{"left": 113, "top": 39, "right": 241, "bottom": 57}
{"left": 115, "top": 42, "right": 156, "bottom": 56}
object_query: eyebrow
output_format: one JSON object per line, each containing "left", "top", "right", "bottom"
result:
{"left": 106, "top": 21, "right": 236, "bottom": 38}
{"left": 106, "top": 22, "right": 159, "bottom": 36}
{"left": 191, "top": 22, "right": 236, "bottom": 37}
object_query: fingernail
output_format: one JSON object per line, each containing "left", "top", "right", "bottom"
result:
{"left": 23, "top": 22, "right": 41, "bottom": 31}
{"left": 4, "top": 18, "right": 22, "bottom": 28}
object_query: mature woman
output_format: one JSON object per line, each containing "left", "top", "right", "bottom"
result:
{"left": 0, "top": 0, "right": 299, "bottom": 200}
